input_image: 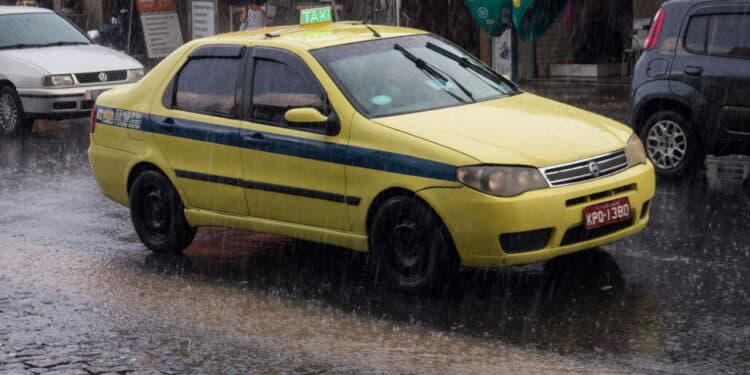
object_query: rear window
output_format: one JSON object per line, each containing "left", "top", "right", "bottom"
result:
{"left": 684, "top": 15, "right": 708, "bottom": 53}
{"left": 684, "top": 13, "right": 750, "bottom": 58}
{"left": 173, "top": 58, "right": 240, "bottom": 117}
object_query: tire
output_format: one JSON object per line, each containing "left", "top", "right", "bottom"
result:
{"left": 369, "top": 195, "right": 459, "bottom": 293}
{"left": 639, "top": 110, "right": 701, "bottom": 178}
{"left": 129, "top": 170, "right": 196, "bottom": 253}
{"left": 0, "top": 86, "right": 34, "bottom": 137}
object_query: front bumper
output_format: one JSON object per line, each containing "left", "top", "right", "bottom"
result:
{"left": 418, "top": 162, "right": 656, "bottom": 268}
{"left": 17, "top": 83, "right": 131, "bottom": 119}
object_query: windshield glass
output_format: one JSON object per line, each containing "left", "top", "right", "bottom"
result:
{"left": 311, "top": 34, "right": 517, "bottom": 118}
{"left": 0, "top": 12, "right": 90, "bottom": 49}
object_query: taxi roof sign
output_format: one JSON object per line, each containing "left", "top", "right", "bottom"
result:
{"left": 300, "top": 7, "right": 333, "bottom": 25}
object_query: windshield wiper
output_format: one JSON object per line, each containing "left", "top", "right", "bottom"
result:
{"left": 40, "top": 41, "right": 89, "bottom": 47}
{"left": 425, "top": 42, "right": 518, "bottom": 91}
{"left": 393, "top": 43, "right": 475, "bottom": 102}
{"left": 0, "top": 43, "right": 46, "bottom": 50}
{"left": 0, "top": 41, "right": 89, "bottom": 50}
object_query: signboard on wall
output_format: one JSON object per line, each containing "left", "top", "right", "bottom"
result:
{"left": 192, "top": 1, "right": 216, "bottom": 39}
{"left": 137, "top": 0, "right": 177, "bottom": 13}
{"left": 492, "top": 28, "right": 513, "bottom": 78}
{"left": 141, "top": 11, "right": 183, "bottom": 58}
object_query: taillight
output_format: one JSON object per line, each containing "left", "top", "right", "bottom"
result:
{"left": 644, "top": 8, "right": 665, "bottom": 51}
{"left": 90, "top": 104, "right": 97, "bottom": 134}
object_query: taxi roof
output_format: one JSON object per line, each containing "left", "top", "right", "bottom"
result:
{"left": 196, "top": 22, "right": 427, "bottom": 51}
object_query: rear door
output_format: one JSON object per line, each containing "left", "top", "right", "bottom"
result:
{"left": 149, "top": 44, "right": 248, "bottom": 216}
{"left": 671, "top": 2, "right": 750, "bottom": 151}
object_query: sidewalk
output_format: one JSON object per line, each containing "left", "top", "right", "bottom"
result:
{"left": 520, "top": 79, "right": 631, "bottom": 124}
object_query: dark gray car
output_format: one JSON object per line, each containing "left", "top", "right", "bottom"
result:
{"left": 629, "top": 0, "right": 750, "bottom": 177}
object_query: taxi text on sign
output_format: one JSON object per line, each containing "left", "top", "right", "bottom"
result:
{"left": 300, "top": 7, "right": 333, "bottom": 25}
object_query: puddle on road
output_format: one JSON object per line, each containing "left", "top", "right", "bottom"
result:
{"left": 1, "top": 232, "right": 629, "bottom": 374}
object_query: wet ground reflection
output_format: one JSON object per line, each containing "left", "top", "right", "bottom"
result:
{"left": 1, "top": 118, "right": 748, "bottom": 373}
{"left": 143, "top": 234, "right": 637, "bottom": 356}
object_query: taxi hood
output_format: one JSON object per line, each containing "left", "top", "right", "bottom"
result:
{"left": 371, "top": 93, "right": 633, "bottom": 167}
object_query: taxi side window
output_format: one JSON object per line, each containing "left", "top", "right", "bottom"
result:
{"left": 250, "top": 58, "right": 327, "bottom": 127}
{"left": 171, "top": 57, "right": 241, "bottom": 117}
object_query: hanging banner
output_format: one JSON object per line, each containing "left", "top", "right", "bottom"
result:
{"left": 512, "top": 0, "right": 568, "bottom": 41}
{"left": 192, "top": 1, "right": 216, "bottom": 39}
{"left": 464, "top": 0, "right": 511, "bottom": 36}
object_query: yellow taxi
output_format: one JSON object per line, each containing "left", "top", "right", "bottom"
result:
{"left": 88, "top": 8, "right": 655, "bottom": 291}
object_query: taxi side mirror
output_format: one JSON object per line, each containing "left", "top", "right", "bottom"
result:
{"left": 284, "top": 107, "right": 340, "bottom": 136}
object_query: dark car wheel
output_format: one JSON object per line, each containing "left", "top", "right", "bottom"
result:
{"left": 0, "top": 86, "right": 33, "bottom": 137}
{"left": 130, "top": 170, "right": 196, "bottom": 253}
{"left": 369, "top": 195, "right": 458, "bottom": 293}
{"left": 640, "top": 110, "right": 700, "bottom": 178}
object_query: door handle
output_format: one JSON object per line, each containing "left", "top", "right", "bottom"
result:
{"left": 158, "top": 117, "right": 176, "bottom": 133}
{"left": 242, "top": 131, "right": 266, "bottom": 145}
{"left": 685, "top": 66, "right": 703, "bottom": 76}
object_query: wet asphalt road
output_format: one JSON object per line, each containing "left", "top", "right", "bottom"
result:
{"left": 1, "top": 90, "right": 749, "bottom": 374}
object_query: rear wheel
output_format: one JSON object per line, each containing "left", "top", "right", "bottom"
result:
{"left": 640, "top": 110, "right": 700, "bottom": 178}
{"left": 369, "top": 195, "right": 458, "bottom": 293}
{"left": 130, "top": 170, "right": 195, "bottom": 253}
{"left": 0, "top": 86, "right": 33, "bottom": 137}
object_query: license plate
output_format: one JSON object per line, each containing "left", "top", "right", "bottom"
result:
{"left": 584, "top": 197, "right": 632, "bottom": 230}
{"left": 86, "top": 89, "right": 106, "bottom": 101}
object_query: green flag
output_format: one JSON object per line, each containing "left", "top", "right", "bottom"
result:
{"left": 463, "top": 0, "right": 512, "bottom": 36}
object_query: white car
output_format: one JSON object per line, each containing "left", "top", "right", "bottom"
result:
{"left": 0, "top": 6, "right": 143, "bottom": 136}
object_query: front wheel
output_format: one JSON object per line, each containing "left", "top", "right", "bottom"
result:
{"left": 369, "top": 195, "right": 459, "bottom": 293}
{"left": 640, "top": 110, "right": 700, "bottom": 178}
{"left": 0, "top": 86, "right": 33, "bottom": 137}
{"left": 130, "top": 170, "right": 195, "bottom": 253}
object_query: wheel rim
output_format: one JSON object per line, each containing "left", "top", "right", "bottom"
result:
{"left": 380, "top": 210, "right": 434, "bottom": 285}
{"left": 646, "top": 120, "right": 688, "bottom": 170}
{"left": 142, "top": 183, "right": 170, "bottom": 241}
{"left": 0, "top": 93, "right": 19, "bottom": 132}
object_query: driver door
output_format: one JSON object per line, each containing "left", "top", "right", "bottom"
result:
{"left": 238, "top": 47, "right": 351, "bottom": 230}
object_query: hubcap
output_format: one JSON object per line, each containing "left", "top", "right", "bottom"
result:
{"left": 382, "top": 215, "right": 433, "bottom": 283}
{"left": 143, "top": 187, "right": 170, "bottom": 240}
{"left": 0, "top": 93, "right": 19, "bottom": 132}
{"left": 646, "top": 120, "right": 688, "bottom": 170}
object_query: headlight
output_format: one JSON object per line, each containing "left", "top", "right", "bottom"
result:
{"left": 456, "top": 166, "right": 549, "bottom": 197}
{"left": 128, "top": 68, "right": 145, "bottom": 81}
{"left": 625, "top": 133, "right": 647, "bottom": 167}
{"left": 42, "top": 74, "right": 74, "bottom": 87}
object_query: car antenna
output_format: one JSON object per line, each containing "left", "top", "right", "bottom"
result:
{"left": 365, "top": 25, "right": 381, "bottom": 38}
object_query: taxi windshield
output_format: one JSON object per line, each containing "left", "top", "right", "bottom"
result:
{"left": 311, "top": 34, "right": 517, "bottom": 118}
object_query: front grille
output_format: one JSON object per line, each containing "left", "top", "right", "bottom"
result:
{"left": 560, "top": 220, "right": 633, "bottom": 246}
{"left": 541, "top": 150, "right": 629, "bottom": 187}
{"left": 565, "top": 184, "right": 636, "bottom": 206}
{"left": 500, "top": 228, "right": 552, "bottom": 253}
{"left": 52, "top": 101, "right": 76, "bottom": 110}
{"left": 80, "top": 100, "right": 95, "bottom": 110}
{"left": 75, "top": 70, "right": 127, "bottom": 84}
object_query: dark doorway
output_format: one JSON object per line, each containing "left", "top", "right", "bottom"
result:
{"left": 572, "top": 0, "right": 633, "bottom": 64}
